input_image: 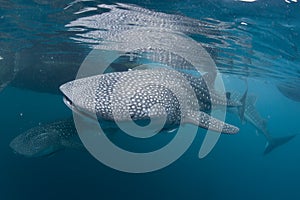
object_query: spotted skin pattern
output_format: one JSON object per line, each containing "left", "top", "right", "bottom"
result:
{"left": 60, "top": 68, "right": 239, "bottom": 134}
{"left": 9, "top": 120, "right": 82, "bottom": 157}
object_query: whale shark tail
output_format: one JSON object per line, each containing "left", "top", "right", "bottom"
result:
{"left": 264, "top": 135, "right": 296, "bottom": 155}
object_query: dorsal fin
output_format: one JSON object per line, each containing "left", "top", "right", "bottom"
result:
{"left": 226, "top": 92, "right": 231, "bottom": 100}
{"left": 237, "top": 79, "right": 249, "bottom": 122}
{"left": 238, "top": 86, "right": 248, "bottom": 122}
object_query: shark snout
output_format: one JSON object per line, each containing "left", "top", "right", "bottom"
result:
{"left": 9, "top": 137, "right": 25, "bottom": 156}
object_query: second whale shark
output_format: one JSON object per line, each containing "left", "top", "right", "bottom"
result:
{"left": 10, "top": 119, "right": 83, "bottom": 157}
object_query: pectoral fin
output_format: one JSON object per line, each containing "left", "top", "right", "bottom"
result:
{"left": 184, "top": 110, "right": 239, "bottom": 134}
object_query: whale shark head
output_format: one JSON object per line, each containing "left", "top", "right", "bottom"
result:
{"left": 59, "top": 74, "right": 105, "bottom": 120}
{"left": 10, "top": 120, "right": 81, "bottom": 157}
{"left": 10, "top": 128, "right": 62, "bottom": 157}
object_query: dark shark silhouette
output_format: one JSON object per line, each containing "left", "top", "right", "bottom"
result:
{"left": 228, "top": 92, "right": 296, "bottom": 154}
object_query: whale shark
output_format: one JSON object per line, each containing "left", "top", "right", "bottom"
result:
{"left": 10, "top": 119, "right": 83, "bottom": 157}
{"left": 60, "top": 67, "right": 240, "bottom": 134}
{"left": 228, "top": 92, "right": 296, "bottom": 154}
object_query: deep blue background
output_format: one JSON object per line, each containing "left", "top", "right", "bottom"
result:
{"left": 1, "top": 79, "right": 300, "bottom": 200}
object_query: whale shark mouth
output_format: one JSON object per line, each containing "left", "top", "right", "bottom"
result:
{"left": 63, "top": 95, "right": 73, "bottom": 109}
{"left": 63, "top": 95, "right": 100, "bottom": 123}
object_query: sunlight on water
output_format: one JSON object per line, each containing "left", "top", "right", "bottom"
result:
{"left": 0, "top": 1, "right": 299, "bottom": 88}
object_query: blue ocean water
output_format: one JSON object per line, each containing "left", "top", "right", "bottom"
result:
{"left": 1, "top": 0, "right": 300, "bottom": 200}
